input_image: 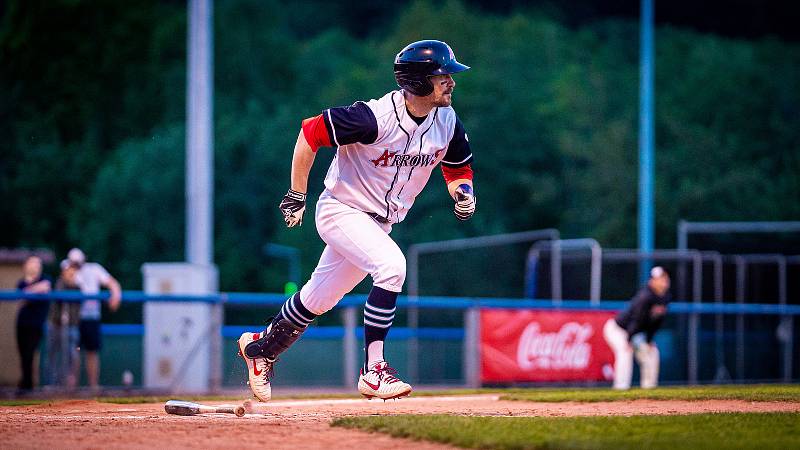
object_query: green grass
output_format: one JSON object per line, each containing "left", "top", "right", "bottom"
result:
{"left": 333, "top": 413, "right": 800, "bottom": 450}
{"left": 0, "top": 399, "right": 51, "bottom": 406}
{"left": 499, "top": 384, "right": 800, "bottom": 403}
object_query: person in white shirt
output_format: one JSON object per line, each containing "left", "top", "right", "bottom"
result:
{"left": 66, "top": 248, "right": 121, "bottom": 390}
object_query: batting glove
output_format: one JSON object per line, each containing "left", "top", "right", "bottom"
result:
{"left": 453, "top": 184, "right": 476, "bottom": 221}
{"left": 279, "top": 189, "right": 306, "bottom": 227}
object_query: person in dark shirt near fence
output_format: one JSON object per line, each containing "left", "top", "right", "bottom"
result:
{"left": 16, "top": 256, "right": 52, "bottom": 392}
{"left": 603, "top": 266, "right": 671, "bottom": 389}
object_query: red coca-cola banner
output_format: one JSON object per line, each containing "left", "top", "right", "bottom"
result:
{"left": 480, "top": 309, "right": 616, "bottom": 382}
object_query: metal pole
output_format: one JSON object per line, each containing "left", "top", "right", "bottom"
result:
{"left": 703, "top": 252, "right": 728, "bottom": 382}
{"left": 787, "top": 256, "right": 799, "bottom": 382}
{"left": 590, "top": 243, "right": 602, "bottom": 305}
{"left": 677, "top": 220, "right": 688, "bottom": 303}
{"left": 186, "top": 0, "right": 214, "bottom": 267}
{"left": 342, "top": 307, "right": 357, "bottom": 386}
{"left": 463, "top": 306, "right": 481, "bottom": 388}
{"left": 407, "top": 246, "right": 419, "bottom": 383}
{"left": 552, "top": 240, "right": 562, "bottom": 305}
{"left": 680, "top": 221, "right": 800, "bottom": 235}
{"left": 638, "top": 0, "right": 655, "bottom": 283}
{"left": 713, "top": 253, "right": 725, "bottom": 381}
{"left": 777, "top": 258, "right": 790, "bottom": 382}
{"left": 687, "top": 252, "right": 702, "bottom": 384}
{"left": 187, "top": 0, "right": 217, "bottom": 393}
{"left": 210, "top": 301, "right": 223, "bottom": 392}
{"left": 407, "top": 304, "right": 419, "bottom": 383}
{"left": 407, "top": 246, "right": 419, "bottom": 298}
{"left": 734, "top": 256, "right": 746, "bottom": 382}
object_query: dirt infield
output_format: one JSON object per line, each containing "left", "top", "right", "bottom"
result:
{"left": 2, "top": 395, "right": 799, "bottom": 449}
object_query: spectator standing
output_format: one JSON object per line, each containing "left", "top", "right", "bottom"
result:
{"left": 67, "top": 248, "right": 121, "bottom": 390}
{"left": 15, "top": 256, "right": 52, "bottom": 392}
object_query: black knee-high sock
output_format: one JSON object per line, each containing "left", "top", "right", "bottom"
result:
{"left": 363, "top": 286, "right": 398, "bottom": 368}
{"left": 273, "top": 292, "right": 317, "bottom": 329}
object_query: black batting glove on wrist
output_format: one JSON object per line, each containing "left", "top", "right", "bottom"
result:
{"left": 453, "top": 184, "right": 476, "bottom": 221}
{"left": 279, "top": 189, "right": 306, "bottom": 227}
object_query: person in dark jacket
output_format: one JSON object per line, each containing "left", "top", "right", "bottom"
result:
{"left": 16, "top": 256, "right": 52, "bottom": 392}
{"left": 603, "top": 266, "right": 670, "bottom": 389}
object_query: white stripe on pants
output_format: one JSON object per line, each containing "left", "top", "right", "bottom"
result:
{"left": 603, "top": 318, "right": 660, "bottom": 389}
{"left": 299, "top": 194, "right": 406, "bottom": 315}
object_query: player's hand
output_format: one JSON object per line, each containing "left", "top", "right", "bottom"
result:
{"left": 279, "top": 189, "right": 306, "bottom": 227}
{"left": 453, "top": 184, "right": 475, "bottom": 221}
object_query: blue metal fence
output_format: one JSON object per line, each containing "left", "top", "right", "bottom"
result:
{"left": 4, "top": 290, "right": 799, "bottom": 314}
{"left": 2, "top": 290, "right": 797, "bottom": 387}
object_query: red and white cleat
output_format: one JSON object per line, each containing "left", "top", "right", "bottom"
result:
{"left": 238, "top": 332, "right": 272, "bottom": 402}
{"left": 358, "top": 360, "right": 412, "bottom": 400}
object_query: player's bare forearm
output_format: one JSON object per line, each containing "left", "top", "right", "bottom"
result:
{"left": 447, "top": 178, "right": 473, "bottom": 198}
{"left": 290, "top": 129, "right": 317, "bottom": 193}
{"left": 105, "top": 277, "right": 122, "bottom": 312}
{"left": 24, "top": 279, "right": 51, "bottom": 294}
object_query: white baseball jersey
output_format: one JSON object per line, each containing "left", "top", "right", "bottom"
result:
{"left": 75, "top": 262, "right": 111, "bottom": 320}
{"left": 320, "top": 90, "right": 472, "bottom": 223}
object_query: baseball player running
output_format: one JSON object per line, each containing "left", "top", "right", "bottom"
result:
{"left": 238, "top": 40, "right": 475, "bottom": 401}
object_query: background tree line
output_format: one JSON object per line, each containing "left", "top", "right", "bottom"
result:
{"left": 2, "top": 0, "right": 798, "bottom": 292}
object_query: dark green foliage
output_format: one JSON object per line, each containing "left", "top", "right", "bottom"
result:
{"left": 1, "top": 0, "right": 798, "bottom": 291}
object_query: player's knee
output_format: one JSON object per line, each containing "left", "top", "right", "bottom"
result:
{"left": 299, "top": 285, "right": 342, "bottom": 315}
{"left": 374, "top": 254, "right": 406, "bottom": 290}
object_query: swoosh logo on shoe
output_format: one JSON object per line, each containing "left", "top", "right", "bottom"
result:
{"left": 363, "top": 379, "right": 380, "bottom": 390}
{"left": 253, "top": 362, "right": 263, "bottom": 376}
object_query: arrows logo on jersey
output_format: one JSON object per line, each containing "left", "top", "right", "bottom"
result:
{"left": 370, "top": 149, "right": 444, "bottom": 168}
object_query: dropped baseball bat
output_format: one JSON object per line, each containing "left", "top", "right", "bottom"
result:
{"left": 164, "top": 400, "right": 245, "bottom": 417}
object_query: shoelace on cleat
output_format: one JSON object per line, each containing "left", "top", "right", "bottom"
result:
{"left": 372, "top": 363, "right": 401, "bottom": 384}
{"left": 261, "top": 359, "right": 275, "bottom": 383}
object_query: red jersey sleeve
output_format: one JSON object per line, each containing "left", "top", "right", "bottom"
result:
{"left": 441, "top": 163, "right": 473, "bottom": 184}
{"left": 302, "top": 114, "right": 332, "bottom": 152}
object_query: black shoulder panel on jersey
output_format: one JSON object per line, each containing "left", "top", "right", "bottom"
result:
{"left": 323, "top": 101, "right": 378, "bottom": 147}
{"left": 441, "top": 115, "right": 473, "bottom": 168}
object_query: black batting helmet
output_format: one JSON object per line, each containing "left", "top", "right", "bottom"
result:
{"left": 394, "top": 40, "right": 470, "bottom": 96}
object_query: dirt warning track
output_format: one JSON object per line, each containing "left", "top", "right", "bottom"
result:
{"left": 2, "top": 395, "right": 799, "bottom": 449}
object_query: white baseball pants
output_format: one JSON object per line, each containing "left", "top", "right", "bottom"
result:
{"left": 298, "top": 194, "right": 406, "bottom": 315}
{"left": 603, "top": 318, "right": 660, "bottom": 389}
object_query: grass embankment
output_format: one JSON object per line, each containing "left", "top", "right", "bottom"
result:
{"left": 333, "top": 413, "right": 800, "bottom": 450}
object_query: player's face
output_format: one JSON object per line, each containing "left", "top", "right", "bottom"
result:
{"left": 650, "top": 275, "right": 670, "bottom": 295}
{"left": 429, "top": 74, "right": 455, "bottom": 107}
